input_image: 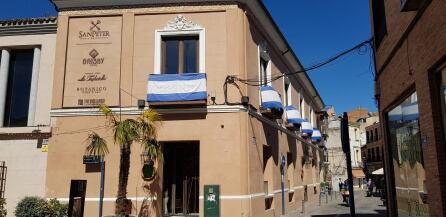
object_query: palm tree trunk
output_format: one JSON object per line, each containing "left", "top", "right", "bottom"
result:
{"left": 116, "top": 144, "right": 132, "bottom": 216}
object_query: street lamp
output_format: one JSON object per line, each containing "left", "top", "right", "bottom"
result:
{"left": 140, "top": 152, "right": 156, "bottom": 181}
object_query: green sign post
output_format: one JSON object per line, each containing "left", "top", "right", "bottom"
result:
{"left": 204, "top": 185, "right": 220, "bottom": 217}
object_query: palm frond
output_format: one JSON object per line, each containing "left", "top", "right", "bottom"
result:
{"left": 142, "top": 139, "right": 163, "bottom": 161}
{"left": 138, "top": 108, "right": 161, "bottom": 144}
{"left": 85, "top": 132, "right": 109, "bottom": 157}
{"left": 141, "top": 109, "right": 161, "bottom": 123}
{"left": 99, "top": 104, "right": 116, "bottom": 124}
{"left": 137, "top": 118, "right": 157, "bottom": 141}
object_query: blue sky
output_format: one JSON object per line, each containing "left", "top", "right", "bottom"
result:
{"left": 0, "top": 0, "right": 376, "bottom": 113}
{"left": 263, "top": 0, "right": 376, "bottom": 113}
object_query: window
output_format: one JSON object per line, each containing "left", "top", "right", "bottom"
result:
{"left": 400, "top": 0, "right": 425, "bottom": 12}
{"left": 367, "top": 149, "right": 371, "bottom": 162}
{"left": 3, "top": 49, "right": 34, "bottom": 127}
{"left": 370, "top": 130, "right": 374, "bottom": 142}
{"left": 310, "top": 108, "right": 314, "bottom": 127}
{"left": 375, "top": 128, "right": 378, "bottom": 141}
{"left": 260, "top": 58, "right": 268, "bottom": 86}
{"left": 372, "top": 0, "right": 387, "bottom": 49}
{"left": 259, "top": 45, "right": 271, "bottom": 87}
{"left": 161, "top": 36, "right": 199, "bottom": 74}
{"left": 154, "top": 25, "right": 205, "bottom": 74}
{"left": 439, "top": 69, "right": 446, "bottom": 155}
{"left": 366, "top": 131, "right": 370, "bottom": 143}
{"left": 300, "top": 97, "right": 305, "bottom": 119}
{"left": 284, "top": 77, "right": 292, "bottom": 106}
{"left": 386, "top": 91, "right": 429, "bottom": 216}
{"left": 377, "top": 147, "right": 380, "bottom": 161}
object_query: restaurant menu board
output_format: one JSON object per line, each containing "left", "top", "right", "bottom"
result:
{"left": 63, "top": 16, "right": 122, "bottom": 107}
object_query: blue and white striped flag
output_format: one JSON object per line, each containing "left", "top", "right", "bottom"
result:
{"left": 147, "top": 73, "right": 207, "bottom": 102}
{"left": 402, "top": 102, "right": 419, "bottom": 121}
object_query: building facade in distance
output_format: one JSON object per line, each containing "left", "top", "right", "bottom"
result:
{"left": 326, "top": 108, "right": 380, "bottom": 190}
{"left": 0, "top": 17, "right": 57, "bottom": 216}
{"left": 370, "top": 0, "right": 446, "bottom": 216}
{"left": 361, "top": 122, "right": 384, "bottom": 177}
{"left": 46, "top": 0, "right": 327, "bottom": 216}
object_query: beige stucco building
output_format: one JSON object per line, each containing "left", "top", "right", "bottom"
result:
{"left": 326, "top": 108, "right": 379, "bottom": 190}
{"left": 46, "top": 0, "right": 327, "bottom": 216}
{"left": 0, "top": 17, "right": 57, "bottom": 217}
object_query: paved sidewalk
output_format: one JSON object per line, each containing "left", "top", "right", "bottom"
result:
{"left": 295, "top": 190, "right": 387, "bottom": 217}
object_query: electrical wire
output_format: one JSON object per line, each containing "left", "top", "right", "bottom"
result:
{"left": 230, "top": 38, "right": 374, "bottom": 87}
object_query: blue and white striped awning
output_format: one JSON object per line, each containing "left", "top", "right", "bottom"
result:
{"left": 301, "top": 121, "right": 313, "bottom": 137}
{"left": 147, "top": 73, "right": 207, "bottom": 102}
{"left": 312, "top": 128, "right": 322, "bottom": 142}
{"left": 285, "top": 106, "right": 304, "bottom": 126}
{"left": 260, "top": 85, "right": 283, "bottom": 111}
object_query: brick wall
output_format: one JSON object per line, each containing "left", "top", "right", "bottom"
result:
{"left": 347, "top": 108, "right": 369, "bottom": 123}
{"left": 371, "top": 0, "right": 446, "bottom": 216}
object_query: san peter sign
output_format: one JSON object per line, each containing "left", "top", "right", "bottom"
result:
{"left": 63, "top": 16, "right": 122, "bottom": 108}
{"left": 78, "top": 20, "right": 110, "bottom": 40}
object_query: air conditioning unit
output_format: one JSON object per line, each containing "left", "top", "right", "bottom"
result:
{"left": 400, "top": 0, "right": 424, "bottom": 11}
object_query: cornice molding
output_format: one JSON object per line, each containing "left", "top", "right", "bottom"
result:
{"left": 50, "top": 105, "right": 247, "bottom": 117}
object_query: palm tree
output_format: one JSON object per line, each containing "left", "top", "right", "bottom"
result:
{"left": 85, "top": 105, "right": 161, "bottom": 217}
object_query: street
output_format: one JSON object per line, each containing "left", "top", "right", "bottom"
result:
{"left": 298, "top": 190, "right": 386, "bottom": 217}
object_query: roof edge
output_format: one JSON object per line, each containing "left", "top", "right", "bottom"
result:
{"left": 0, "top": 16, "right": 58, "bottom": 36}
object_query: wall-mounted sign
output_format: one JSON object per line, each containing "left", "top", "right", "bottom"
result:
{"left": 41, "top": 144, "right": 48, "bottom": 152}
{"left": 83, "top": 155, "right": 101, "bottom": 164}
{"left": 41, "top": 139, "right": 49, "bottom": 152}
{"left": 78, "top": 20, "right": 110, "bottom": 40}
{"left": 63, "top": 16, "right": 122, "bottom": 107}
{"left": 82, "top": 49, "right": 104, "bottom": 66}
{"left": 204, "top": 185, "right": 220, "bottom": 217}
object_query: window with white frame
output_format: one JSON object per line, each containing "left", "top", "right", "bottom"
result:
{"left": 300, "top": 96, "right": 305, "bottom": 119}
{"left": 259, "top": 43, "right": 271, "bottom": 87}
{"left": 154, "top": 15, "right": 205, "bottom": 74}
{"left": 310, "top": 107, "right": 314, "bottom": 127}
{"left": 0, "top": 48, "right": 40, "bottom": 127}
{"left": 284, "top": 76, "right": 292, "bottom": 106}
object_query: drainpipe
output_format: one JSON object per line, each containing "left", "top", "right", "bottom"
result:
{"left": 99, "top": 158, "right": 105, "bottom": 217}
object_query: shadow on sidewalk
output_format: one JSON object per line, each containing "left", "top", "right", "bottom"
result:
{"left": 309, "top": 210, "right": 386, "bottom": 217}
